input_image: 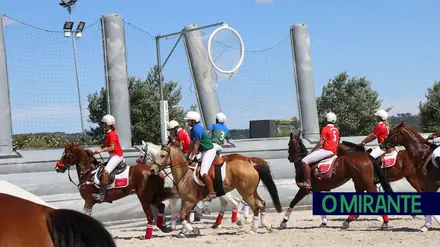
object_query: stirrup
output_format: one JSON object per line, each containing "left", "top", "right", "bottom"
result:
{"left": 203, "top": 193, "right": 216, "bottom": 202}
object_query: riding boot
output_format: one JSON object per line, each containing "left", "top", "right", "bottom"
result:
{"left": 202, "top": 174, "right": 216, "bottom": 202}
{"left": 298, "top": 164, "right": 312, "bottom": 190}
{"left": 93, "top": 170, "right": 109, "bottom": 203}
{"left": 368, "top": 155, "right": 380, "bottom": 184}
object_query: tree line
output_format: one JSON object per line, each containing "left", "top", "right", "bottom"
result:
{"left": 13, "top": 69, "right": 437, "bottom": 148}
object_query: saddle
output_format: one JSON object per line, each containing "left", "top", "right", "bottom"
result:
{"left": 96, "top": 159, "right": 127, "bottom": 185}
{"left": 190, "top": 154, "right": 224, "bottom": 182}
{"left": 310, "top": 155, "right": 338, "bottom": 180}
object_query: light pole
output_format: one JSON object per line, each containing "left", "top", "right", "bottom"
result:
{"left": 59, "top": 0, "right": 85, "bottom": 133}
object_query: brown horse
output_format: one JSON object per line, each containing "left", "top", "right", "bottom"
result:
{"left": 279, "top": 132, "right": 394, "bottom": 230}
{"left": 379, "top": 122, "right": 440, "bottom": 192}
{"left": 151, "top": 145, "right": 283, "bottom": 237}
{"left": 55, "top": 141, "right": 179, "bottom": 239}
{"left": 339, "top": 141, "right": 424, "bottom": 192}
{"left": 0, "top": 193, "right": 116, "bottom": 247}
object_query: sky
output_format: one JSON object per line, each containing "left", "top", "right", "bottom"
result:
{"left": 0, "top": 0, "right": 439, "bottom": 134}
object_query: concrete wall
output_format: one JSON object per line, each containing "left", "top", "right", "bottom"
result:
{"left": 0, "top": 134, "right": 435, "bottom": 224}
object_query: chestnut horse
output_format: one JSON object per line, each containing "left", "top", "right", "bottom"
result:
{"left": 136, "top": 140, "right": 252, "bottom": 229}
{"left": 279, "top": 132, "right": 394, "bottom": 230}
{"left": 151, "top": 145, "right": 283, "bottom": 237}
{"left": 0, "top": 193, "right": 115, "bottom": 247}
{"left": 55, "top": 141, "right": 179, "bottom": 239}
{"left": 379, "top": 121, "right": 440, "bottom": 231}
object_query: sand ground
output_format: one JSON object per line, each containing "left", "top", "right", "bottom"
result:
{"left": 109, "top": 210, "right": 439, "bottom": 247}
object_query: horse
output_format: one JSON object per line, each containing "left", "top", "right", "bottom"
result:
{"left": 55, "top": 141, "right": 180, "bottom": 239}
{"left": 279, "top": 131, "right": 394, "bottom": 230}
{"left": 379, "top": 121, "right": 440, "bottom": 231}
{"left": 151, "top": 145, "right": 283, "bottom": 237}
{"left": 136, "top": 140, "right": 252, "bottom": 229}
{"left": 0, "top": 193, "right": 116, "bottom": 247}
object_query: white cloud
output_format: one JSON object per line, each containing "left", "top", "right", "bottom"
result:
{"left": 255, "top": 0, "right": 275, "bottom": 4}
{"left": 381, "top": 98, "right": 421, "bottom": 116}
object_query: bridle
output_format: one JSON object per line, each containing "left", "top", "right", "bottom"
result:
{"left": 58, "top": 146, "right": 103, "bottom": 190}
{"left": 153, "top": 146, "right": 192, "bottom": 187}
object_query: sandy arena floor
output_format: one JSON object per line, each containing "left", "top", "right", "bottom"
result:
{"left": 109, "top": 210, "right": 439, "bottom": 247}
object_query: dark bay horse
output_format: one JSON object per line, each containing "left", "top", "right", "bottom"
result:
{"left": 279, "top": 132, "right": 394, "bottom": 230}
{"left": 55, "top": 141, "right": 180, "bottom": 239}
{"left": 339, "top": 141, "right": 423, "bottom": 192}
{"left": 152, "top": 145, "right": 283, "bottom": 237}
{"left": 379, "top": 121, "right": 440, "bottom": 231}
{"left": 0, "top": 193, "right": 116, "bottom": 247}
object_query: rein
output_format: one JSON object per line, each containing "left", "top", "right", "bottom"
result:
{"left": 154, "top": 146, "right": 192, "bottom": 188}
{"left": 62, "top": 148, "right": 101, "bottom": 191}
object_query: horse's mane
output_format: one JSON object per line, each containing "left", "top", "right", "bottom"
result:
{"left": 297, "top": 137, "right": 308, "bottom": 154}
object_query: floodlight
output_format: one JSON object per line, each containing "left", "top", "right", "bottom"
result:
{"left": 76, "top": 21, "right": 85, "bottom": 32}
{"left": 63, "top": 21, "right": 74, "bottom": 30}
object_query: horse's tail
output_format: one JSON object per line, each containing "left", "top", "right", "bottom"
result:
{"left": 252, "top": 159, "right": 283, "bottom": 213}
{"left": 368, "top": 155, "right": 394, "bottom": 193}
{"left": 46, "top": 208, "right": 116, "bottom": 247}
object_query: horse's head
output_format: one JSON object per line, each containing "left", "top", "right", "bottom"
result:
{"left": 288, "top": 131, "right": 306, "bottom": 163}
{"left": 151, "top": 145, "right": 185, "bottom": 175}
{"left": 379, "top": 121, "right": 408, "bottom": 151}
{"left": 55, "top": 141, "right": 92, "bottom": 173}
{"left": 136, "top": 140, "right": 160, "bottom": 166}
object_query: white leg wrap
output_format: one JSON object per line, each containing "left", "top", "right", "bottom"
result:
{"left": 83, "top": 207, "right": 92, "bottom": 216}
{"left": 182, "top": 220, "right": 193, "bottom": 232}
{"left": 432, "top": 215, "right": 440, "bottom": 224}
{"left": 321, "top": 215, "right": 328, "bottom": 224}
{"left": 252, "top": 216, "right": 259, "bottom": 231}
{"left": 260, "top": 212, "right": 267, "bottom": 227}
{"left": 244, "top": 204, "right": 250, "bottom": 218}
{"left": 283, "top": 207, "right": 293, "bottom": 221}
{"left": 425, "top": 216, "right": 432, "bottom": 227}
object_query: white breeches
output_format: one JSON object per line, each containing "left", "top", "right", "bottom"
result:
{"left": 370, "top": 146, "right": 385, "bottom": 159}
{"left": 200, "top": 148, "right": 217, "bottom": 176}
{"left": 105, "top": 155, "right": 124, "bottom": 174}
{"left": 302, "top": 149, "right": 334, "bottom": 165}
{"left": 213, "top": 143, "right": 223, "bottom": 153}
{"left": 433, "top": 146, "right": 440, "bottom": 159}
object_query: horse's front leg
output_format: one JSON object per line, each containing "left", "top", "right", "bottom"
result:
{"left": 178, "top": 200, "right": 200, "bottom": 238}
{"left": 168, "top": 198, "right": 178, "bottom": 231}
{"left": 82, "top": 201, "right": 94, "bottom": 216}
{"left": 279, "top": 188, "right": 308, "bottom": 229}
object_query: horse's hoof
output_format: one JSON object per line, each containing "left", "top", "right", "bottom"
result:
{"left": 355, "top": 215, "right": 360, "bottom": 220}
{"left": 419, "top": 225, "right": 430, "bottom": 232}
{"left": 177, "top": 232, "right": 186, "bottom": 238}
{"left": 192, "top": 227, "right": 201, "bottom": 235}
{"left": 236, "top": 219, "right": 243, "bottom": 226}
{"left": 160, "top": 226, "right": 172, "bottom": 233}
{"left": 341, "top": 221, "right": 349, "bottom": 229}
{"left": 379, "top": 222, "right": 389, "bottom": 230}
{"left": 245, "top": 218, "right": 252, "bottom": 224}
{"left": 319, "top": 223, "right": 327, "bottom": 228}
{"left": 265, "top": 224, "right": 273, "bottom": 232}
{"left": 211, "top": 224, "right": 221, "bottom": 229}
{"left": 279, "top": 222, "right": 287, "bottom": 229}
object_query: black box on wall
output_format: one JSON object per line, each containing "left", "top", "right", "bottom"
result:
{"left": 249, "top": 120, "right": 277, "bottom": 138}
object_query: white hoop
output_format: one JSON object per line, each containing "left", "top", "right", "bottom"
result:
{"left": 207, "top": 24, "right": 245, "bottom": 75}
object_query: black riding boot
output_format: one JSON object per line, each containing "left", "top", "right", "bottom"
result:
{"left": 368, "top": 155, "right": 380, "bottom": 184}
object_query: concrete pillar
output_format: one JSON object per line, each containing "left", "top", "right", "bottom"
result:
{"left": 290, "top": 24, "right": 320, "bottom": 143}
{"left": 182, "top": 24, "right": 221, "bottom": 128}
{"left": 0, "top": 16, "right": 14, "bottom": 156}
{"left": 101, "top": 13, "right": 132, "bottom": 148}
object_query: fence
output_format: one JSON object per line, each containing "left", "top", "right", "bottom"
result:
{"left": 0, "top": 13, "right": 316, "bottom": 152}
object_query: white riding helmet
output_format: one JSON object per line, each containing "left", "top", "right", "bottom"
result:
{"left": 375, "top": 109, "right": 388, "bottom": 120}
{"left": 184, "top": 111, "right": 201, "bottom": 122}
{"left": 167, "top": 120, "right": 179, "bottom": 130}
{"left": 326, "top": 112, "right": 337, "bottom": 123}
{"left": 101, "top": 114, "right": 115, "bottom": 125}
{"left": 216, "top": 112, "right": 227, "bottom": 123}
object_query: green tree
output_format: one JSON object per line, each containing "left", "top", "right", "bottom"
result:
{"left": 86, "top": 66, "right": 194, "bottom": 145}
{"left": 419, "top": 81, "right": 440, "bottom": 132}
{"left": 316, "top": 72, "right": 389, "bottom": 136}
{"left": 389, "top": 113, "right": 421, "bottom": 131}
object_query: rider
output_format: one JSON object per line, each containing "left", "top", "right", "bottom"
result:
{"left": 167, "top": 120, "right": 191, "bottom": 155}
{"left": 207, "top": 112, "right": 231, "bottom": 154}
{"left": 358, "top": 109, "right": 389, "bottom": 164}
{"left": 184, "top": 111, "right": 217, "bottom": 202}
{"left": 297, "top": 112, "right": 340, "bottom": 190}
{"left": 93, "top": 114, "right": 124, "bottom": 202}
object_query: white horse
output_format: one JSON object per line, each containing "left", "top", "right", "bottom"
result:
{"left": 137, "top": 140, "right": 252, "bottom": 229}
